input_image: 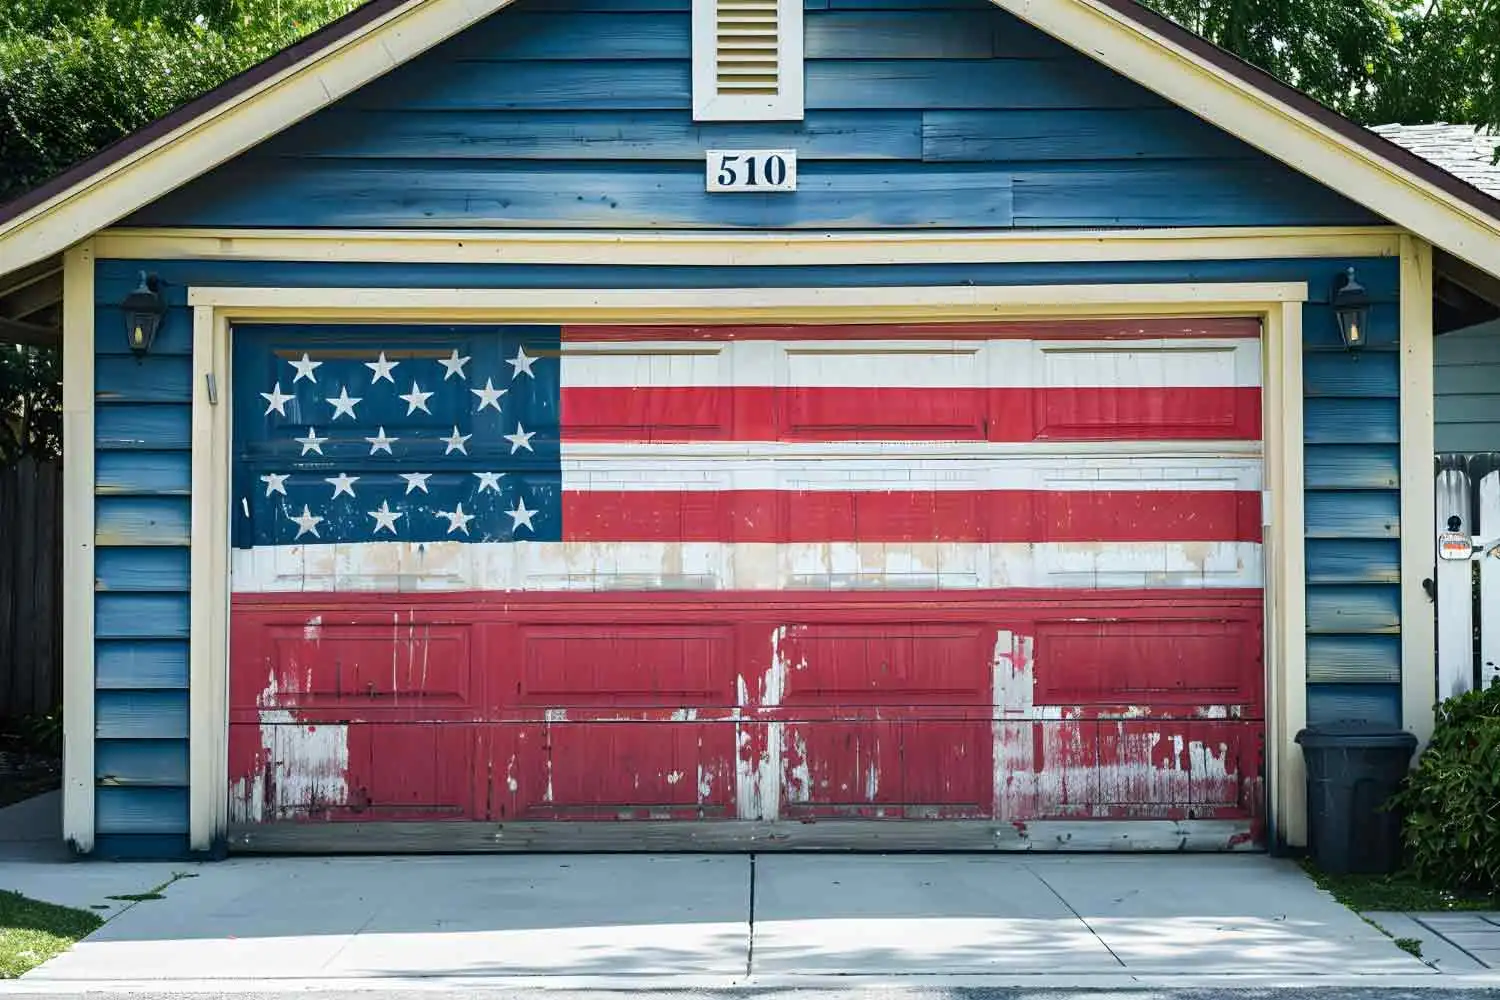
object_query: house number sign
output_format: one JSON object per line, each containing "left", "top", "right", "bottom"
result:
{"left": 706, "top": 149, "right": 797, "bottom": 192}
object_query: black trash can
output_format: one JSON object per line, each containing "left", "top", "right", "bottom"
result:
{"left": 1295, "top": 723, "right": 1418, "bottom": 874}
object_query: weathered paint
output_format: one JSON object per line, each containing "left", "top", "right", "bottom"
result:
{"left": 227, "top": 592, "right": 1264, "bottom": 832}
{"left": 92, "top": 254, "right": 1400, "bottom": 854}
{"left": 121, "top": 0, "right": 1378, "bottom": 231}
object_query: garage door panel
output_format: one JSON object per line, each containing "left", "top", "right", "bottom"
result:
{"left": 229, "top": 613, "right": 481, "bottom": 720}
{"left": 781, "top": 720, "right": 990, "bottom": 819}
{"left": 515, "top": 623, "right": 738, "bottom": 707}
{"left": 1031, "top": 612, "right": 1262, "bottom": 712}
{"left": 498, "top": 722, "right": 738, "bottom": 821}
{"left": 776, "top": 622, "right": 992, "bottom": 705}
{"left": 228, "top": 721, "right": 478, "bottom": 823}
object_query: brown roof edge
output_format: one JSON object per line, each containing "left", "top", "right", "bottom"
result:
{"left": 0, "top": 0, "right": 410, "bottom": 228}
{"left": 1091, "top": 0, "right": 1500, "bottom": 224}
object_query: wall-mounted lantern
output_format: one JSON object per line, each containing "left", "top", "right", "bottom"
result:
{"left": 122, "top": 271, "right": 164, "bottom": 356}
{"left": 1332, "top": 266, "right": 1369, "bottom": 351}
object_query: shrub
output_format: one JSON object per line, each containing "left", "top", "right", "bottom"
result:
{"left": 1390, "top": 678, "right": 1500, "bottom": 893}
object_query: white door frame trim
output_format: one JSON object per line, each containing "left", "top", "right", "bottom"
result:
{"left": 181, "top": 281, "right": 1307, "bottom": 852}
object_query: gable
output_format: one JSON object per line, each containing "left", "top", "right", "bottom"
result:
{"left": 120, "top": 0, "right": 1381, "bottom": 231}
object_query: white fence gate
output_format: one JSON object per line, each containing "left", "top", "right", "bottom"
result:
{"left": 1435, "top": 454, "right": 1500, "bottom": 700}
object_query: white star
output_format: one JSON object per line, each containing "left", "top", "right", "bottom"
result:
{"left": 368, "top": 501, "right": 403, "bottom": 535}
{"left": 326, "top": 386, "right": 362, "bottom": 421}
{"left": 289, "top": 353, "right": 322, "bottom": 384}
{"left": 474, "top": 471, "right": 503, "bottom": 493}
{"left": 504, "top": 422, "right": 536, "bottom": 454}
{"left": 506, "top": 497, "right": 538, "bottom": 534}
{"left": 365, "top": 426, "right": 398, "bottom": 455}
{"left": 260, "top": 473, "right": 289, "bottom": 497}
{"left": 438, "top": 349, "right": 471, "bottom": 381}
{"left": 400, "top": 472, "right": 432, "bottom": 495}
{"left": 400, "top": 381, "right": 433, "bottom": 415}
{"left": 507, "top": 345, "right": 537, "bottom": 379}
{"left": 325, "top": 472, "right": 360, "bottom": 499}
{"left": 365, "top": 352, "right": 399, "bottom": 384}
{"left": 261, "top": 382, "right": 293, "bottom": 417}
{"left": 289, "top": 505, "right": 323, "bottom": 540}
{"left": 442, "top": 425, "right": 472, "bottom": 455}
{"left": 295, "top": 428, "right": 328, "bottom": 456}
{"left": 436, "top": 503, "right": 475, "bottom": 535}
{"left": 471, "top": 378, "right": 507, "bottom": 412}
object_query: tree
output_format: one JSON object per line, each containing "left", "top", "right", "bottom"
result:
{"left": 1142, "top": 0, "right": 1500, "bottom": 132}
{"left": 0, "top": 345, "right": 60, "bottom": 463}
{"left": 0, "top": 0, "right": 361, "bottom": 203}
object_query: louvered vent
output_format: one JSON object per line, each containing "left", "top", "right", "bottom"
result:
{"left": 715, "top": 0, "right": 780, "bottom": 96}
{"left": 693, "top": 0, "right": 803, "bottom": 120}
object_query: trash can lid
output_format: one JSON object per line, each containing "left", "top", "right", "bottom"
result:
{"left": 1295, "top": 722, "right": 1418, "bottom": 749}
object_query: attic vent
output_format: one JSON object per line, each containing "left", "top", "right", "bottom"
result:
{"left": 693, "top": 0, "right": 803, "bottom": 121}
{"left": 716, "top": 0, "right": 779, "bottom": 95}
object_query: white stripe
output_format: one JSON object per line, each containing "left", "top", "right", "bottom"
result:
{"left": 231, "top": 541, "right": 1264, "bottom": 594}
{"left": 562, "top": 338, "right": 1263, "bottom": 389}
{"left": 559, "top": 451, "right": 1264, "bottom": 493}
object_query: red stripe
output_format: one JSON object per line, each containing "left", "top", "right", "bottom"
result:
{"left": 563, "top": 386, "right": 1262, "bottom": 442}
{"left": 561, "top": 490, "right": 1262, "bottom": 543}
{"left": 563, "top": 318, "right": 1261, "bottom": 341}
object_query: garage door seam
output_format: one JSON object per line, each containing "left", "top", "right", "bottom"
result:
{"left": 1028, "top": 865, "right": 1124, "bottom": 967}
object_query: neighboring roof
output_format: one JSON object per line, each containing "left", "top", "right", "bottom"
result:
{"left": 4, "top": 0, "right": 1500, "bottom": 281}
{"left": 1372, "top": 123, "right": 1500, "bottom": 200}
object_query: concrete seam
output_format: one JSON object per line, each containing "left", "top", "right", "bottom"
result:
{"left": 1026, "top": 864, "right": 1126, "bottom": 968}
{"left": 1413, "top": 914, "right": 1489, "bottom": 966}
{"left": 746, "top": 853, "right": 757, "bottom": 978}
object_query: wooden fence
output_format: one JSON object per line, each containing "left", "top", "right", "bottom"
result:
{"left": 0, "top": 456, "right": 61, "bottom": 720}
{"left": 1435, "top": 454, "right": 1500, "bottom": 702}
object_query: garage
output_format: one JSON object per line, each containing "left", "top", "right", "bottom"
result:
{"left": 224, "top": 318, "right": 1266, "bottom": 849}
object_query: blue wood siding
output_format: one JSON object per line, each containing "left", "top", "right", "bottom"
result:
{"left": 121, "top": 0, "right": 1378, "bottom": 230}
{"left": 94, "top": 287, "right": 194, "bottom": 854}
{"left": 1302, "top": 262, "right": 1404, "bottom": 723}
{"left": 90, "top": 254, "right": 1404, "bottom": 853}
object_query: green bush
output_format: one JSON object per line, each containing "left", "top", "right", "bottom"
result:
{"left": 1391, "top": 678, "right": 1500, "bottom": 893}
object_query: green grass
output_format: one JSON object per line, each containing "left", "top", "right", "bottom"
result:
{"left": 0, "top": 891, "right": 102, "bottom": 979}
{"left": 1301, "top": 858, "right": 1498, "bottom": 912}
{"left": 1395, "top": 937, "right": 1424, "bottom": 958}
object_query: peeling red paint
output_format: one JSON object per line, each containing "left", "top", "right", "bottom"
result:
{"left": 229, "top": 590, "right": 1264, "bottom": 840}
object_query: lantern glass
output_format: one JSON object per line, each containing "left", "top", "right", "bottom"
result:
{"left": 1331, "top": 267, "right": 1370, "bottom": 351}
{"left": 121, "top": 273, "right": 164, "bottom": 356}
{"left": 1335, "top": 305, "right": 1367, "bottom": 348}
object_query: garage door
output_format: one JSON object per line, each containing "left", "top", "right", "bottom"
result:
{"left": 227, "top": 319, "right": 1265, "bottom": 850}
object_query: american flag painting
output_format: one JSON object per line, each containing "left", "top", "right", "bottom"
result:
{"left": 228, "top": 320, "right": 1268, "bottom": 845}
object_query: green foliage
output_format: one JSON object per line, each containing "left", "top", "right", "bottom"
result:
{"left": 1390, "top": 679, "right": 1500, "bottom": 894}
{"left": 0, "top": 345, "right": 59, "bottom": 464}
{"left": 1142, "top": 0, "right": 1500, "bottom": 134}
{"left": 0, "top": 0, "right": 361, "bottom": 202}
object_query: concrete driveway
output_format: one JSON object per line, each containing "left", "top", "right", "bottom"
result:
{"left": 1, "top": 852, "right": 1437, "bottom": 987}
{"left": 0, "top": 792, "right": 1455, "bottom": 989}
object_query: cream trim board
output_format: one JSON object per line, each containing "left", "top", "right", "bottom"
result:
{"left": 1265, "top": 300, "right": 1308, "bottom": 849}
{"left": 61, "top": 241, "right": 95, "bottom": 853}
{"left": 0, "top": 0, "right": 514, "bottom": 276}
{"left": 188, "top": 282, "right": 1310, "bottom": 321}
{"left": 94, "top": 227, "right": 1404, "bottom": 268}
{"left": 189, "top": 306, "right": 232, "bottom": 852}
{"left": 992, "top": 0, "right": 1500, "bottom": 280}
{"left": 187, "top": 281, "right": 1306, "bottom": 848}
{"left": 1399, "top": 235, "right": 1437, "bottom": 751}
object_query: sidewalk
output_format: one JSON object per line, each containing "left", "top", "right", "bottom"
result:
{"left": 1, "top": 793, "right": 1495, "bottom": 990}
